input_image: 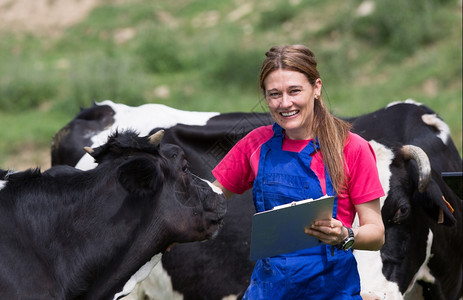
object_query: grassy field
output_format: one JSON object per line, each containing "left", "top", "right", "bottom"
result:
{"left": 0, "top": 0, "right": 461, "bottom": 169}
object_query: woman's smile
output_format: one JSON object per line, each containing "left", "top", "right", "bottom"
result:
{"left": 280, "top": 110, "right": 299, "bottom": 117}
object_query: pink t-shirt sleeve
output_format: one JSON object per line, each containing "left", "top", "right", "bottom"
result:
{"left": 342, "top": 133, "right": 385, "bottom": 205}
{"left": 212, "top": 126, "right": 273, "bottom": 194}
{"left": 334, "top": 133, "right": 385, "bottom": 226}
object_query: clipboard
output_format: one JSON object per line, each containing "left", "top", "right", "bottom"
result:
{"left": 249, "top": 195, "right": 334, "bottom": 261}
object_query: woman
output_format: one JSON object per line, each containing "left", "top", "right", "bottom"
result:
{"left": 212, "top": 45, "right": 385, "bottom": 299}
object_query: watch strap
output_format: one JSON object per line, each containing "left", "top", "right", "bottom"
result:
{"left": 340, "top": 226, "right": 354, "bottom": 250}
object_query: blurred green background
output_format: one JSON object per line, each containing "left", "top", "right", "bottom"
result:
{"left": 0, "top": 0, "right": 461, "bottom": 169}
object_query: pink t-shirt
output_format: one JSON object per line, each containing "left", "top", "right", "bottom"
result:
{"left": 212, "top": 125, "right": 385, "bottom": 226}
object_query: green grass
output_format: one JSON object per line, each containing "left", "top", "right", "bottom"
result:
{"left": 0, "top": 110, "right": 70, "bottom": 168}
{"left": 0, "top": 0, "right": 461, "bottom": 168}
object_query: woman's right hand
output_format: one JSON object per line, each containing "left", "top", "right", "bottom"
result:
{"left": 304, "top": 218, "right": 346, "bottom": 246}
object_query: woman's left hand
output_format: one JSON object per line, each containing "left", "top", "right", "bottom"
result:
{"left": 304, "top": 218, "right": 346, "bottom": 246}
{"left": 305, "top": 199, "right": 384, "bottom": 250}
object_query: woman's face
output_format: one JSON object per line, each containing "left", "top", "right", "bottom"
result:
{"left": 264, "top": 69, "right": 322, "bottom": 140}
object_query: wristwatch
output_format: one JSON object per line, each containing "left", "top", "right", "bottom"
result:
{"left": 340, "top": 226, "right": 355, "bottom": 251}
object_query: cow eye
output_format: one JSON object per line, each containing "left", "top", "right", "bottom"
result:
{"left": 391, "top": 205, "right": 410, "bottom": 224}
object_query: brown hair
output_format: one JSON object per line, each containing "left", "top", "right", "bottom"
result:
{"left": 258, "top": 45, "right": 351, "bottom": 194}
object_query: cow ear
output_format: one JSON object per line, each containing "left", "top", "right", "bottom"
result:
{"left": 416, "top": 179, "right": 456, "bottom": 226}
{"left": 117, "top": 157, "right": 162, "bottom": 196}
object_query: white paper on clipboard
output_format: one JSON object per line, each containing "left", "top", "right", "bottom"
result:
{"left": 249, "top": 195, "right": 334, "bottom": 261}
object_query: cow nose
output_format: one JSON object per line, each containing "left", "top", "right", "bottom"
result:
{"left": 207, "top": 192, "right": 227, "bottom": 219}
{"left": 210, "top": 217, "right": 224, "bottom": 227}
{"left": 194, "top": 177, "right": 227, "bottom": 217}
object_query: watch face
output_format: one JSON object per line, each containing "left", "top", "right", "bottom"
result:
{"left": 343, "top": 238, "right": 354, "bottom": 250}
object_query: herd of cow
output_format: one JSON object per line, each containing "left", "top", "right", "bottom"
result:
{"left": 1, "top": 99, "right": 461, "bottom": 299}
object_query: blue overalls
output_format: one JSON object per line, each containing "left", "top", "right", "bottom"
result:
{"left": 243, "top": 123, "right": 361, "bottom": 300}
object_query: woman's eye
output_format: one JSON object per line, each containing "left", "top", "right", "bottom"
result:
{"left": 267, "top": 92, "right": 281, "bottom": 99}
{"left": 289, "top": 89, "right": 301, "bottom": 95}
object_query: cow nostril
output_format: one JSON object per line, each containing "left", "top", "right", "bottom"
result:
{"left": 210, "top": 216, "right": 224, "bottom": 227}
{"left": 182, "top": 159, "right": 189, "bottom": 173}
{"left": 215, "top": 219, "right": 224, "bottom": 227}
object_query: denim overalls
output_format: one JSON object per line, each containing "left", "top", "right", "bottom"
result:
{"left": 243, "top": 123, "right": 361, "bottom": 300}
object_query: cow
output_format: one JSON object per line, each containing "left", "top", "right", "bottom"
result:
{"left": 51, "top": 99, "right": 462, "bottom": 300}
{"left": 346, "top": 100, "right": 462, "bottom": 300}
{"left": 0, "top": 129, "right": 226, "bottom": 300}
{"left": 51, "top": 100, "right": 220, "bottom": 168}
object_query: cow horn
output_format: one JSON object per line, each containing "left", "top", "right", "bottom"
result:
{"left": 148, "top": 130, "right": 164, "bottom": 145}
{"left": 401, "top": 145, "right": 431, "bottom": 193}
{"left": 84, "top": 146, "right": 94, "bottom": 154}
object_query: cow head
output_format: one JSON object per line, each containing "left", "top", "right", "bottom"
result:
{"left": 85, "top": 129, "right": 227, "bottom": 248}
{"left": 357, "top": 141, "right": 461, "bottom": 299}
{"left": 381, "top": 144, "right": 458, "bottom": 286}
{"left": 80, "top": 130, "right": 227, "bottom": 299}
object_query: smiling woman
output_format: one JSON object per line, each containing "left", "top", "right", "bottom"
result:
{"left": 257, "top": 45, "right": 351, "bottom": 195}
{"left": 212, "top": 44, "right": 385, "bottom": 300}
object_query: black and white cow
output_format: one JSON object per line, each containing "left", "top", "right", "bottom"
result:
{"left": 51, "top": 99, "right": 462, "bottom": 300}
{"left": 347, "top": 100, "right": 462, "bottom": 299}
{"left": 51, "top": 100, "right": 220, "bottom": 168}
{"left": 0, "top": 130, "right": 226, "bottom": 300}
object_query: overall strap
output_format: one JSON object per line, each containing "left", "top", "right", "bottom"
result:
{"left": 253, "top": 123, "right": 337, "bottom": 218}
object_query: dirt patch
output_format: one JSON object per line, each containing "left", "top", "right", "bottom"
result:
{"left": 0, "top": 0, "right": 135, "bottom": 36}
{"left": 0, "top": 0, "right": 101, "bottom": 36}
{"left": 4, "top": 144, "right": 51, "bottom": 171}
